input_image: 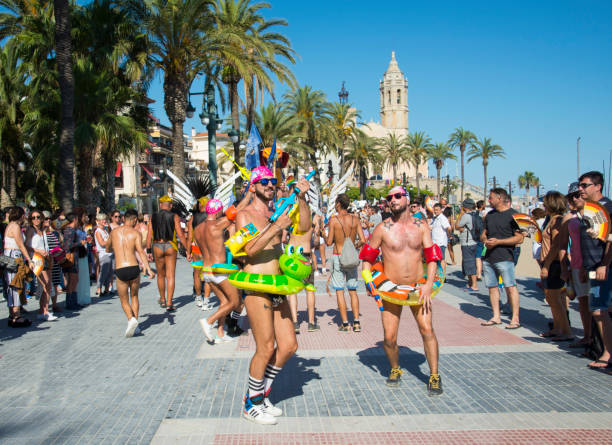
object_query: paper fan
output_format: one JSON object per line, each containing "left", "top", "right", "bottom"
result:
{"left": 31, "top": 253, "right": 44, "bottom": 277}
{"left": 582, "top": 200, "right": 611, "bottom": 241}
{"left": 425, "top": 196, "right": 437, "bottom": 213}
{"left": 512, "top": 213, "right": 542, "bottom": 243}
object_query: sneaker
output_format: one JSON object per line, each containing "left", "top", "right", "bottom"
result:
{"left": 314, "top": 271, "right": 321, "bottom": 277}
{"left": 243, "top": 398, "right": 277, "bottom": 425}
{"left": 214, "top": 334, "right": 236, "bottom": 344}
{"left": 293, "top": 321, "right": 300, "bottom": 334}
{"left": 386, "top": 367, "right": 403, "bottom": 387}
{"left": 352, "top": 321, "right": 362, "bottom": 332}
{"left": 263, "top": 398, "right": 283, "bottom": 417}
{"left": 428, "top": 374, "right": 443, "bottom": 396}
{"left": 125, "top": 317, "right": 138, "bottom": 338}
{"left": 194, "top": 294, "right": 203, "bottom": 307}
{"left": 308, "top": 322, "right": 320, "bottom": 332}
{"left": 338, "top": 323, "right": 350, "bottom": 332}
{"left": 37, "top": 313, "right": 58, "bottom": 321}
{"left": 199, "top": 318, "right": 215, "bottom": 342}
{"left": 201, "top": 300, "right": 215, "bottom": 311}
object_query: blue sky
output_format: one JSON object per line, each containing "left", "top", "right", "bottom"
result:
{"left": 148, "top": 0, "right": 612, "bottom": 196}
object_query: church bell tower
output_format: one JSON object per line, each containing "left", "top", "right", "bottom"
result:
{"left": 379, "top": 51, "right": 409, "bottom": 131}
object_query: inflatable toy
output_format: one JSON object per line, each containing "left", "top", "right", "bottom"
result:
{"left": 582, "top": 200, "right": 611, "bottom": 241}
{"left": 228, "top": 244, "right": 316, "bottom": 295}
{"left": 512, "top": 213, "right": 542, "bottom": 243}
{"left": 190, "top": 248, "right": 240, "bottom": 274}
{"left": 369, "top": 262, "right": 445, "bottom": 305}
{"left": 226, "top": 223, "right": 260, "bottom": 256}
{"left": 31, "top": 253, "right": 44, "bottom": 277}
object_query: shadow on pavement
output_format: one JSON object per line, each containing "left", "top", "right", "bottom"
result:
{"left": 0, "top": 318, "right": 51, "bottom": 342}
{"left": 274, "top": 356, "right": 322, "bottom": 402}
{"left": 357, "top": 344, "right": 428, "bottom": 384}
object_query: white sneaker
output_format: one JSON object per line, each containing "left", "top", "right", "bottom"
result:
{"left": 199, "top": 319, "right": 215, "bottom": 342}
{"left": 194, "top": 294, "right": 203, "bottom": 307}
{"left": 214, "top": 333, "right": 236, "bottom": 344}
{"left": 37, "top": 313, "right": 58, "bottom": 321}
{"left": 242, "top": 403, "right": 277, "bottom": 425}
{"left": 125, "top": 317, "right": 138, "bottom": 337}
{"left": 201, "top": 301, "right": 215, "bottom": 311}
{"left": 314, "top": 271, "right": 321, "bottom": 277}
{"left": 263, "top": 398, "right": 283, "bottom": 417}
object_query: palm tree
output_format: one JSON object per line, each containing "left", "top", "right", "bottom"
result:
{"left": 448, "top": 127, "right": 476, "bottom": 202}
{"left": 254, "top": 102, "right": 293, "bottom": 147}
{"left": 405, "top": 131, "right": 432, "bottom": 196}
{"left": 143, "top": 0, "right": 222, "bottom": 179}
{"left": 284, "top": 85, "right": 331, "bottom": 185}
{"left": 467, "top": 137, "right": 505, "bottom": 200}
{"left": 428, "top": 142, "right": 456, "bottom": 199}
{"left": 377, "top": 132, "right": 407, "bottom": 185}
{"left": 518, "top": 171, "right": 538, "bottom": 206}
{"left": 328, "top": 102, "right": 359, "bottom": 176}
{"left": 53, "top": 0, "right": 76, "bottom": 211}
{"left": 213, "top": 0, "right": 296, "bottom": 169}
{"left": 344, "top": 129, "right": 380, "bottom": 200}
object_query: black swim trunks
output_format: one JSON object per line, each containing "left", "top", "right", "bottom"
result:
{"left": 115, "top": 265, "right": 140, "bottom": 282}
{"left": 244, "top": 292, "right": 285, "bottom": 307}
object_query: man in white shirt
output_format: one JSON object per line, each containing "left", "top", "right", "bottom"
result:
{"left": 431, "top": 203, "right": 452, "bottom": 274}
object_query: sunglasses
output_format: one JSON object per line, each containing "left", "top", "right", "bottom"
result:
{"left": 113, "top": 215, "right": 120, "bottom": 218}
{"left": 578, "top": 182, "right": 594, "bottom": 189}
{"left": 386, "top": 193, "right": 406, "bottom": 201}
{"left": 255, "top": 178, "right": 277, "bottom": 186}
{"left": 568, "top": 193, "right": 581, "bottom": 200}
{"left": 31, "top": 215, "right": 42, "bottom": 220}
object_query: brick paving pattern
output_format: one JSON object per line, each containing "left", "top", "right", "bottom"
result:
{"left": 1, "top": 261, "right": 610, "bottom": 444}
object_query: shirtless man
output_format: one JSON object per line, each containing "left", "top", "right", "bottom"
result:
{"left": 187, "top": 197, "right": 210, "bottom": 309}
{"left": 195, "top": 193, "right": 252, "bottom": 343}
{"left": 361, "top": 186, "right": 443, "bottom": 395}
{"left": 326, "top": 193, "right": 366, "bottom": 332}
{"left": 286, "top": 182, "right": 319, "bottom": 333}
{"left": 236, "top": 166, "right": 311, "bottom": 425}
{"left": 146, "top": 195, "right": 190, "bottom": 312}
{"left": 107, "top": 209, "right": 155, "bottom": 337}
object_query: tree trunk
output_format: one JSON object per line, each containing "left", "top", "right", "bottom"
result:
{"left": 392, "top": 164, "right": 397, "bottom": 185}
{"left": 436, "top": 167, "right": 441, "bottom": 200}
{"left": 54, "top": 0, "right": 75, "bottom": 212}
{"left": 483, "top": 163, "right": 488, "bottom": 201}
{"left": 1, "top": 162, "right": 16, "bottom": 208}
{"left": 245, "top": 76, "right": 255, "bottom": 137}
{"left": 77, "top": 145, "right": 95, "bottom": 212}
{"left": 163, "top": 74, "right": 188, "bottom": 180}
{"left": 339, "top": 140, "right": 345, "bottom": 177}
{"left": 103, "top": 164, "right": 116, "bottom": 212}
{"left": 526, "top": 186, "right": 530, "bottom": 207}
{"left": 360, "top": 165, "right": 366, "bottom": 200}
{"left": 230, "top": 81, "right": 242, "bottom": 188}
{"left": 416, "top": 171, "right": 420, "bottom": 197}
{"left": 460, "top": 145, "right": 465, "bottom": 202}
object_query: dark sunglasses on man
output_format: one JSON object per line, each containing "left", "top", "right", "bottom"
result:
{"left": 386, "top": 192, "right": 406, "bottom": 202}
{"left": 255, "top": 178, "right": 277, "bottom": 186}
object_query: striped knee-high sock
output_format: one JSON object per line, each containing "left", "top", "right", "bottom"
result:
{"left": 247, "top": 375, "right": 265, "bottom": 404}
{"left": 264, "top": 364, "right": 281, "bottom": 397}
{"left": 230, "top": 310, "right": 240, "bottom": 320}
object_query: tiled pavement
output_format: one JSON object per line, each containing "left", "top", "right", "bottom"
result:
{"left": 1, "top": 260, "right": 610, "bottom": 444}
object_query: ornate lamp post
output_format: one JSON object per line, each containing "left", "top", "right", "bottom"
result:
{"left": 338, "top": 81, "right": 349, "bottom": 105}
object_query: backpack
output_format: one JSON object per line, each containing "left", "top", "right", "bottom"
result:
{"left": 337, "top": 216, "right": 360, "bottom": 270}
{"left": 469, "top": 211, "right": 484, "bottom": 242}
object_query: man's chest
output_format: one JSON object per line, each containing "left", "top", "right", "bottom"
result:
{"left": 383, "top": 223, "right": 421, "bottom": 251}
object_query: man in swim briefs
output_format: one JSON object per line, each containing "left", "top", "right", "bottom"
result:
{"left": 187, "top": 197, "right": 210, "bottom": 309}
{"left": 361, "top": 186, "right": 443, "bottom": 395}
{"left": 195, "top": 192, "right": 252, "bottom": 343}
{"left": 235, "top": 166, "right": 311, "bottom": 425}
{"left": 146, "top": 195, "right": 190, "bottom": 312}
{"left": 107, "top": 209, "right": 155, "bottom": 337}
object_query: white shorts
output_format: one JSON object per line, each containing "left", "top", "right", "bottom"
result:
{"left": 201, "top": 272, "right": 228, "bottom": 286}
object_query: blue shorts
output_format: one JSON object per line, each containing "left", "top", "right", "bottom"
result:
{"left": 483, "top": 260, "right": 516, "bottom": 288}
{"left": 461, "top": 245, "right": 477, "bottom": 276}
{"left": 439, "top": 245, "right": 446, "bottom": 260}
{"left": 476, "top": 242, "right": 484, "bottom": 258}
{"left": 589, "top": 272, "right": 612, "bottom": 312}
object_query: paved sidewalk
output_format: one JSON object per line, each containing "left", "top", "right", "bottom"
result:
{"left": 0, "top": 260, "right": 610, "bottom": 444}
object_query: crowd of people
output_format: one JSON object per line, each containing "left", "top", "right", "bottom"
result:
{"left": 3, "top": 167, "right": 611, "bottom": 427}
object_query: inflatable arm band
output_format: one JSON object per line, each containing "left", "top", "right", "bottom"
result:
{"left": 225, "top": 205, "right": 237, "bottom": 222}
{"left": 359, "top": 244, "right": 380, "bottom": 264}
{"left": 424, "top": 244, "right": 443, "bottom": 263}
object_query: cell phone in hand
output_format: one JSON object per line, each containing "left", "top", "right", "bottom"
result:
{"left": 589, "top": 271, "right": 596, "bottom": 279}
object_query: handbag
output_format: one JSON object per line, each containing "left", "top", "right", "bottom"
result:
{"left": 0, "top": 254, "right": 18, "bottom": 272}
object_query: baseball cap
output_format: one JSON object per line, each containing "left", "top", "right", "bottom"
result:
{"left": 462, "top": 198, "right": 475, "bottom": 209}
{"left": 567, "top": 182, "right": 580, "bottom": 196}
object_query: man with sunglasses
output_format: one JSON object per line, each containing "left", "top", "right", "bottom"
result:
{"left": 577, "top": 171, "right": 612, "bottom": 369}
{"left": 559, "top": 182, "right": 592, "bottom": 348}
{"left": 362, "top": 186, "right": 443, "bottom": 395}
{"left": 235, "top": 166, "right": 311, "bottom": 425}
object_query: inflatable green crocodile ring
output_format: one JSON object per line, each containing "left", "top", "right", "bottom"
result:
{"left": 228, "top": 244, "right": 316, "bottom": 295}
